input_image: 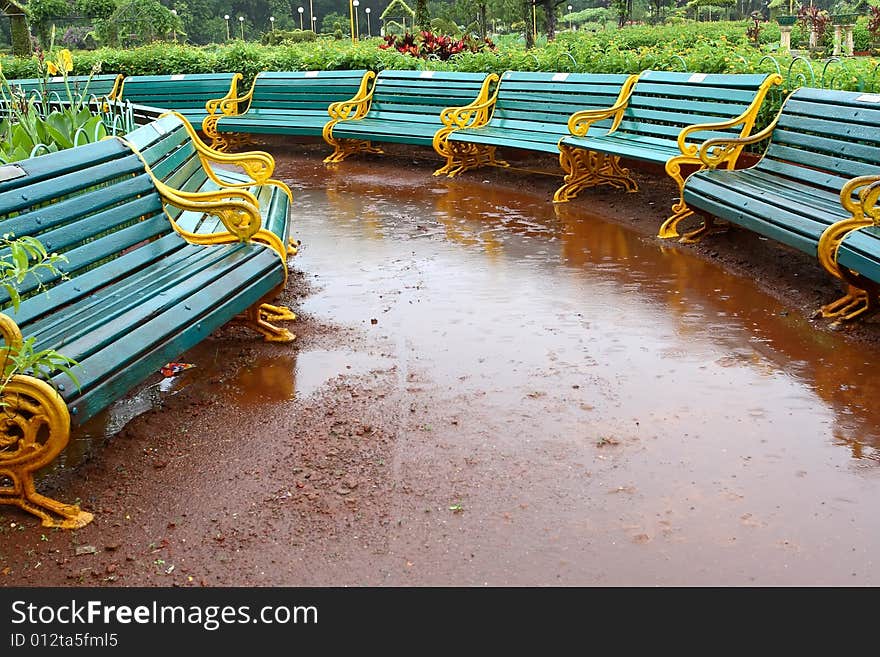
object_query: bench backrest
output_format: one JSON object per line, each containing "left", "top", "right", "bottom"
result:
{"left": 491, "top": 71, "right": 635, "bottom": 134}
{"left": 0, "top": 140, "right": 170, "bottom": 321}
{"left": 755, "top": 87, "right": 880, "bottom": 196}
{"left": 616, "top": 70, "right": 777, "bottom": 143}
{"left": 8, "top": 74, "right": 123, "bottom": 101}
{"left": 368, "top": 70, "right": 494, "bottom": 119}
{"left": 119, "top": 73, "right": 240, "bottom": 111}
{"left": 248, "top": 70, "right": 371, "bottom": 112}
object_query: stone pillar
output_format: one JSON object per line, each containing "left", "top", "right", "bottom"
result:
{"left": 779, "top": 26, "right": 792, "bottom": 52}
{"left": 845, "top": 24, "right": 855, "bottom": 56}
{"left": 833, "top": 24, "right": 842, "bottom": 56}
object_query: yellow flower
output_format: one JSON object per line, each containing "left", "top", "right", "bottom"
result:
{"left": 58, "top": 49, "right": 73, "bottom": 73}
{"left": 46, "top": 61, "right": 59, "bottom": 75}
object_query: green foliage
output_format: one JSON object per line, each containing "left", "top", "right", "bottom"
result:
{"left": 95, "top": 0, "right": 183, "bottom": 48}
{"left": 74, "top": 0, "right": 115, "bottom": 19}
{"left": 25, "top": 0, "right": 71, "bottom": 25}
{"left": 0, "top": 235, "right": 67, "bottom": 314}
{"left": 321, "top": 12, "right": 349, "bottom": 35}
{"left": 0, "top": 234, "right": 79, "bottom": 393}
{"left": 416, "top": 0, "right": 430, "bottom": 32}
{"left": 430, "top": 17, "right": 461, "bottom": 36}
{"left": 26, "top": 0, "right": 73, "bottom": 46}
{"left": 0, "top": 51, "right": 108, "bottom": 163}
{"left": 564, "top": 8, "right": 614, "bottom": 26}
{"left": 381, "top": 0, "right": 416, "bottom": 22}
{"left": 262, "top": 29, "right": 318, "bottom": 46}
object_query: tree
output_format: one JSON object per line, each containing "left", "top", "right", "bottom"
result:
{"left": 521, "top": 0, "right": 533, "bottom": 46}
{"left": 611, "top": 0, "right": 633, "bottom": 26}
{"left": 25, "top": 0, "right": 69, "bottom": 49}
{"left": 94, "top": 0, "right": 182, "bottom": 47}
{"left": 416, "top": 0, "right": 430, "bottom": 30}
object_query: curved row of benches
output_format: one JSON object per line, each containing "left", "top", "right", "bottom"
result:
{"left": 186, "top": 67, "right": 880, "bottom": 329}
{"left": 11, "top": 67, "right": 880, "bottom": 325}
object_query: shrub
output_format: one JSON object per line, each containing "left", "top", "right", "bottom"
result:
{"left": 379, "top": 30, "right": 496, "bottom": 60}
{"left": 262, "top": 29, "right": 318, "bottom": 46}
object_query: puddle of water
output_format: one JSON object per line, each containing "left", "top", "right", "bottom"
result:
{"left": 274, "top": 153, "right": 880, "bottom": 583}
{"left": 69, "top": 344, "right": 387, "bottom": 454}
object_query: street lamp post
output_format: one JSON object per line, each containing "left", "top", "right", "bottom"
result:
{"left": 353, "top": 0, "right": 360, "bottom": 40}
{"left": 312, "top": 15, "right": 317, "bottom": 32}
{"left": 532, "top": 1, "right": 537, "bottom": 39}
{"left": 298, "top": 6, "right": 304, "bottom": 30}
{"left": 238, "top": 15, "right": 244, "bottom": 40}
{"left": 224, "top": 14, "right": 230, "bottom": 40}
{"left": 170, "top": 8, "right": 177, "bottom": 42}
{"left": 348, "top": 0, "right": 357, "bottom": 43}
{"left": 365, "top": 7, "right": 371, "bottom": 37}
{"left": 270, "top": 16, "right": 275, "bottom": 31}
{"left": 309, "top": 0, "right": 314, "bottom": 33}
{"left": 567, "top": 4, "right": 572, "bottom": 31}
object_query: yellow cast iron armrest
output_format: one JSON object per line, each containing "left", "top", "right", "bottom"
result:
{"left": 839, "top": 175, "right": 880, "bottom": 217}
{"left": 678, "top": 111, "right": 762, "bottom": 158}
{"left": 159, "top": 183, "right": 289, "bottom": 279}
{"left": 0, "top": 312, "right": 23, "bottom": 352}
{"left": 697, "top": 116, "right": 779, "bottom": 168}
{"left": 566, "top": 74, "right": 638, "bottom": 138}
{"left": 205, "top": 73, "right": 245, "bottom": 116}
{"left": 677, "top": 73, "right": 783, "bottom": 158}
{"left": 107, "top": 74, "right": 125, "bottom": 102}
{"left": 157, "top": 179, "right": 263, "bottom": 243}
{"left": 438, "top": 72, "right": 500, "bottom": 129}
{"left": 212, "top": 75, "right": 257, "bottom": 116}
{"left": 440, "top": 93, "right": 499, "bottom": 130}
{"left": 567, "top": 98, "right": 630, "bottom": 137}
{"left": 118, "top": 136, "right": 263, "bottom": 242}
{"left": 327, "top": 71, "right": 377, "bottom": 121}
{"left": 328, "top": 90, "right": 374, "bottom": 121}
{"left": 162, "top": 111, "right": 278, "bottom": 181}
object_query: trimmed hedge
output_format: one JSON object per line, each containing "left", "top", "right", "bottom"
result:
{"left": 1, "top": 21, "right": 877, "bottom": 93}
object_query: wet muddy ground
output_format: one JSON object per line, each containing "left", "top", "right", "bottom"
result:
{"left": 2, "top": 140, "right": 880, "bottom": 586}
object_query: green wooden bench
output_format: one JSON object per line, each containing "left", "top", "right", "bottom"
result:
{"left": 323, "top": 69, "right": 497, "bottom": 163}
{"left": 8, "top": 74, "right": 123, "bottom": 102}
{"left": 122, "top": 111, "right": 297, "bottom": 255}
{"left": 433, "top": 70, "right": 637, "bottom": 177}
{"left": 117, "top": 73, "right": 242, "bottom": 132}
{"left": 203, "top": 70, "right": 374, "bottom": 151}
{"left": 552, "top": 70, "right": 782, "bottom": 238}
{"left": 0, "top": 135, "right": 295, "bottom": 529}
{"left": 681, "top": 87, "right": 880, "bottom": 323}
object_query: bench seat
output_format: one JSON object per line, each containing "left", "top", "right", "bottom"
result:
{"left": 553, "top": 70, "right": 782, "bottom": 238}
{"left": 436, "top": 71, "right": 635, "bottom": 177}
{"left": 324, "top": 70, "right": 496, "bottom": 163}
{"left": 204, "top": 70, "right": 374, "bottom": 151}
{"left": 8, "top": 74, "right": 123, "bottom": 102}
